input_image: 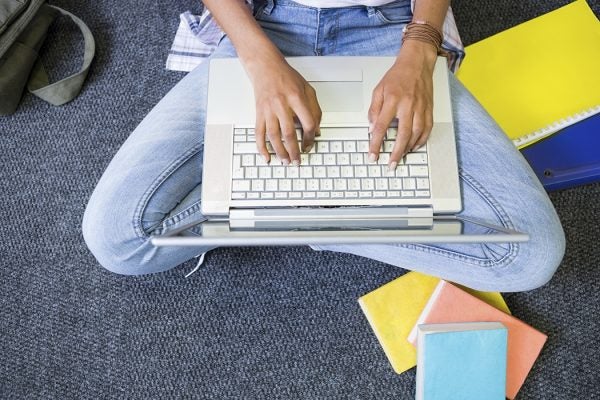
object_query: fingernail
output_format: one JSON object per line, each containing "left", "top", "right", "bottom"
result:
{"left": 388, "top": 161, "right": 397, "bottom": 172}
{"left": 368, "top": 153, "right": 377, "bottom": 163}
{"left": 304, "top": 144, "right": 313, "bottom": 153}
{"left": 282, "top": 159, "right": 290, "bottom": 166}
{"left": 291, "top": 159, "right": 300, "bottom": 167}
{"left": 262, "top": 155, "right": 270, "bottom": 164}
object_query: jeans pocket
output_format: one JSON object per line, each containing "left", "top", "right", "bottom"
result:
{"left": 374, "top": 0, "right": 412, "bottom": 24}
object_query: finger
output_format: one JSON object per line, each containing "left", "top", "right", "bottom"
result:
{"left": 277, "top": 106, "right": 301, "bottom": 164}
{"left": 291, "top": 90, "right": 319, "bottom": 153}
{"left": 413, "top": 104, "right": 434, "bottom": 151}
{"left": 389, "top": 102, "right": 413, "bottom": 166}
{"left": 368, "top": 86, "right": 384, "bottom": 131}
{"left": 266, "top": 113, "right": 290, "bottom": 165}
{"left": 369, "top": 99, "right": 397, "bottom": 161}
{"left": 255, "top": 112, "right": 270, "bottom": 163}
{"left": 306, "top": 85, "right": 322, "bottom": 141}
{"left": 409, "top": 103, "right": 426, "bottom": 151}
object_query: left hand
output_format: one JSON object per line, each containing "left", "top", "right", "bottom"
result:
{"left": 368, "top": 40, "right": 438, "bottom": 169}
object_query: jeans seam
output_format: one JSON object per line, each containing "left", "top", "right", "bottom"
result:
{"left": 395, "top": 169, "right": 519, "bottom": 268}
{"left": 151, "top": 200, "right": 205, "bottom": 236}
{"left": 132, "top": 143, "right": 204, "bottom": 240}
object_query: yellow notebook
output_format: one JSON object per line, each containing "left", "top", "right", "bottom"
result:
{"left": 456, "top": 0, "right": 600, "bottom": 148}
{"left": 358, "top": 272, "right": 510, "bottom": 374}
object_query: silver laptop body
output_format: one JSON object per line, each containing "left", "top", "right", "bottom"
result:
{"left": 152, "top": 56, "right": 528, "bottom": 246}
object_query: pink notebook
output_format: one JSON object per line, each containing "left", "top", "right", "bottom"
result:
{"left": 408, "top": 281, "right": 547, "bottom": 400}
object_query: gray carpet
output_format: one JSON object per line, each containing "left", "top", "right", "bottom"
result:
{"left": 1, "top": 0, "right": 599, "bottom": 398}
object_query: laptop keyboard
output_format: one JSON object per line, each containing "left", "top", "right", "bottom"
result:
{"left": 230, "top": 127, "right": 431, "bottom": 200}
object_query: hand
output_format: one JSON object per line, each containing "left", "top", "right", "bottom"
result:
{"left": 368, "top": 41, "right": 437, "bottom": 169}
{"left": 246, "top": 57, "right": 322, "bottom": 165}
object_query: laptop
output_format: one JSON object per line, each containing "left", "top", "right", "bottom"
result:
{"left": 151, "top": 56, "right": 528, "bottom": 247}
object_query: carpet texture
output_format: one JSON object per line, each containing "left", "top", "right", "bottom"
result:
{"left": 1, "top": 1, "right": 599, "bottom": 398}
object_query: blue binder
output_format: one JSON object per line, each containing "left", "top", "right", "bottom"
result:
{"left": 521, "top": 113, "right": 600, "bottom": 191}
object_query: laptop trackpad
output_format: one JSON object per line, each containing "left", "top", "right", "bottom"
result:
{"left": 311, "top": 81, "right": 363, "bottom": 112}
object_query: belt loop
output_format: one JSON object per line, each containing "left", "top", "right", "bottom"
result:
{"left": 264, "top": 0, "right": 275, "bottom": 15}
{"left": 366, "top": 6, "right": 376, "bottom": 17}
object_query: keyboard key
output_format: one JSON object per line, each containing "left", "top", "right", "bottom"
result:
{"left": 331, "top": 191, "right": 344, "bottom": 198}
{"left": 389, "top": 178, "right": 402, "bottom": 190}
{"left": 401, "top": 190, "right": 415, "bottom": 197}
{"left": 251, "top": 180, "right": 264, "bottom": 191}
{"left": 292, "top": 179, "right": 305, "bottom": 191}
{"left": 348, "top": 179, "right": 361, "bottom": 190}
{"left": 317, "top": 192, "right": 330, "bottom": 198}
{"left": 300, "top": 153, "right": 309, "bottom": 164}
{"left": 351, "top": 153, "right": 364, "bottom": 165}
{"left": 247, "top": 192, "right": 260, "bottom": 199}
{"left": 289, "top": 192, "right": 302, "bottom": 199}
{"left": 234, "top": 128, "right": 246, "bottom": 136}
{"left": 279, "top": 179, "right": 291, "bottom": 191}
{"left": 355, "top": 166, "right": 368, "bottom": 177}
{"left": 324, "top": 154, "right": 336, "bottom": 165}
{"left": 275, "top": 192, "right": 288, "bottom": 199}
{"left": 260, "top": 192, "right": 274, "bottom": 199}
{"left": 368, "top": 165, "right": 382, "bottom": 177}
{"left": 242, "top": 154, "right": 255, "bottom": 166}
{"left": 300, "top": 166, "right": 313, "bottom": 178}
{"left": 259, "top": 167, "right": 271, "bottom": 179}
{"left": 361, "top": 179, "right": 374, "bottom": 190}
{"left": 406, "top": 153, "right": 428, "bottom": 165}
{"left": 388, "top": 190, "right": 401, "bottom": 197}
{"left": 373, "top": 191, "right": 387, "bottom": 198}
{"left": 357, "top": 141, "right": 369, "bottom": 153}
{"left": 375, "top": 178, "right": 388, "bottom": 190}
{"left": 235, "top": 143, "right": 258, "bottom": 154}
{"left": 403, "top": 178, "right": 416, "bottom": 190}
{"left": 245, "top": 167, "right": 258, "bottom": 179}
{"left": 307, "top": 179, "right": 319, "bottom": 191}
{"left": 378, "top": 153, "right": 390, "bottom": 165}
{"left": 247, "top": 128, "right": 255, "bottom": 136}
{"left": 409, "top": 165, "right": 429, "bottom": 177}
{"left": 330, "top": 141, "right": 343, "bottom": 152}
{"left": 232, "top": 167, "right": 244, "bottom": 179}
{"left": 334, "top": 179, "right": 347, "bottom": 191}
{"left": 314, "top": 166, "right": 327, "bottom": 178}
{"left": 416, "top": 178, "right": 430, "bottom": 190}
{"left": 232, "top": 192, "right": 246, "bottom": 199}
{"left": 232, "top": 180, "right": 250, "bottom": 192}
{"left": 303, "top": 192, "right": 316, "bottom": 198}
{"left": 387, "top": 128, "right": 398, "bottom": 140}
{"left": 359, "top": 191, "right": 373, "bottom": 198}
{"left": 327, "top": 166, "right": 340, "bottom": 178}
{"left": 265, "top": 179, "right": 278, "bottom": 191}
{"left": 395, "top": 166, "right": 409, "bottom": 177}
{"left": 346, "top": 191, "right": 358, "bottom": 198}
{"left": 383, "top": 141, "right": 395, "bottom": 152}
{"left": 337, "top": 153, "right": 350, "bottom": 165}
{"left": 320, "top": 179, "right": 333, "bottom": 191}
{"left": 415, "top": 190, "right": 431, "bottom": 197}
{"left": 255, "top": 155, "right": 268, "bottom": 166}
{"left": 343, "top": 141, "right": 357, "bottom": 153}
{"left": 341, "top": 166, "right": 354, "bottom": 178}
{"left": 272, "top": 167, "right": 286, "bottom": 178}
{"left": 234, "top": 135, "right": 245, "bottom": 142}
{"left": 317, "top": 142, "right": 329, "bottom": 153}
{"left": 287, "top": 167, "right": 299, "bottom": 178}
{"left": 309, "top": 154, "right": 323, "bottom": 165}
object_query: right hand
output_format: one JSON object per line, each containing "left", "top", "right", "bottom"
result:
{"left": 247, "top": 58, "right": 322, "bottom": 165}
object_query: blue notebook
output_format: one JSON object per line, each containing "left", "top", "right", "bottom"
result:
{"left": 521, "top": 113, "right": 600, "bottom": 191}
{"left": 416, "top": 322, "right": 508, "bottom": 400}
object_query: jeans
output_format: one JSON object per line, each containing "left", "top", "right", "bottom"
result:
{"left": 82, "top": 0, "right": 565, "bottom": 291}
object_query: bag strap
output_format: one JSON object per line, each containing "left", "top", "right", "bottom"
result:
{"left": 27, "top": 5, "right": 95, "bottom": 106}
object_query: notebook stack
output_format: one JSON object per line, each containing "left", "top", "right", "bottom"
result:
{"left": 358, "top": 273, "right": 547, "bottom": 399}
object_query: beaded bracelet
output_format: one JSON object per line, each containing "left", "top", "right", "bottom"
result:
{"left": 402, "top": 20, "right": 447, "bottom": 56}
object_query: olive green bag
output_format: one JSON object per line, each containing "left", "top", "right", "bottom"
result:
{"left": 0, "top": 0, "right": 95, "bottom": 115}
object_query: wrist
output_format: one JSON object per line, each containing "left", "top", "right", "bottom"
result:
{"left": 398, "top": 39, "right": 438, "bottom": 68}
{"left": 239, "top": 40, "right": 286, "bottom": 81}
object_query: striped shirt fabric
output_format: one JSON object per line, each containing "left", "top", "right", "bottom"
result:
{"left": 166, "top": 0, "right": 465, "bottom": 73}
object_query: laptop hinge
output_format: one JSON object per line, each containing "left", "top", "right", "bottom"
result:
{"left": 229, "top": 206, "right": 433, "bottom": 230}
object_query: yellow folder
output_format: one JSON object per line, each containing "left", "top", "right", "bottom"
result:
{"left": 358, "top": 271, "right": 510, "bottom": 374}
{"left": 456, "top": 0, "right": 600, "bottom": 148}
